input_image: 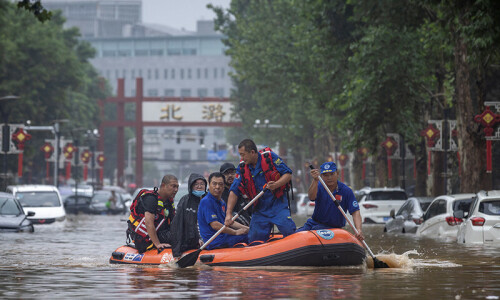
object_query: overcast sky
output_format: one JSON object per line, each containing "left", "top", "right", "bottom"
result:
{"left": 142, "top": 0, "right": 231, "bottom": 31}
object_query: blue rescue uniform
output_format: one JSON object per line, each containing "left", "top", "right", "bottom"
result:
{"left": 230, "top": 152, "right": 296, "bottom": 242}
{"left": 197, "top": 192, "right": 248, "bottom": 250}
{"left": 296, "top": 181, "right": 359, "bottom": 232}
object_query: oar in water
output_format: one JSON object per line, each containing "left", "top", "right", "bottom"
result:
{"left": 308, "top": 165, "right": 389, "bottom": 268}
{"left": 177, "top": 185, "right": 268, "bottom": 268}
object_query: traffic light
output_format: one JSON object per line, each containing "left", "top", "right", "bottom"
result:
{"left": 176, "top": 131, "right": 181, "bottom": 144}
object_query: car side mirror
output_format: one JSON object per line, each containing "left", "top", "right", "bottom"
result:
{"left": 390, "top": 209, "right": 395, "bottom": 219}
{"left": 27, "top": 211, "right": 36, "bottom": 217}
{"left": 453, "top": 210, "right": 464, "bottom": 219}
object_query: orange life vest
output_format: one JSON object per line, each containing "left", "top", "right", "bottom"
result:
{"left": 237, "top": 147, "right": 289, "bottom": 202}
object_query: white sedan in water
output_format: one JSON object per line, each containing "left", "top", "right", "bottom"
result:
{"left": 416, "top": 193, "right": 476, "bottom": 240}
{"left": 456, "top": 190, "right": 500, "bottom": 244}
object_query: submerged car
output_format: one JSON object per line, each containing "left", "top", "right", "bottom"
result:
{"left": 0, "top": 192, "right": 35, "bottom": 232}
{"left": 89, "top": 190, "right": 127, "bottom": 215}
{"left": 416, "top": 193, "right": 476, "bottom": 240}
{"left": 456, "top": 190, "right": 500, "bottom": 244}
{"left": 7, "top": 185, "right": 66, "bottom": 224}
{"left": 384, "top": 197, "right": 434, "bottom": 233}
{"left": 63, "top": 195, "right": 93, "bottom": 214}
{"left": 357, "top": 187, "right": 408, "bottom": 223}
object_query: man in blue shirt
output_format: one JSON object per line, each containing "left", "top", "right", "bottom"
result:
{"left": 296, "top": 162, "right": 364, "bottom": 241}
{"left": 225, "top": 139, "right": 296, "bottom": 243}
{"left": 198, "top": 172, "right": 249, "bottom": 250}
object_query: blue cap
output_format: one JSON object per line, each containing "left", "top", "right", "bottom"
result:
{"left": 320, "top": 162, "right": 337, "bottom": 174}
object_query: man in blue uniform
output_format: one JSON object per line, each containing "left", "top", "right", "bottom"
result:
{"left": 296, "top": 162, "right": 364, "bottom": 241}
{"left": 198, "top": 172, "right": 249, "bottom": 250}
{"left": 225, "top": 139, "right": 296, "bottom": 243}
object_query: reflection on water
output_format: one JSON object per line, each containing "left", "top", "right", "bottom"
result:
{"left": 1, "top": 214, "right": 499, "bottom": 299}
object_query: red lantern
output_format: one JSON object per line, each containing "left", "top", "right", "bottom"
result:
{"left": 420, "top": 124, "right": 441, "bottom": 176}
{"left": 40, "top": 142, "right": 54, "bottom": 180}
{"left": 63, "top": 143, "right": 77, "bottom": 160}
{"left": 11, "top": 128, "right": 32, "bottom": 178}
{"left": 357, "top": 147, "right": 369, "bottom": 180}
{"left": 381, "top": 137, "right": 397, "bottom": 180}
{"left": 474, "top": 107, "right": 500, "bottom": 173}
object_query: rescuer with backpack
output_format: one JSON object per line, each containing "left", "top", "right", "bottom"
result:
{"left": 224, "top": 139, "right": 296, "bottom": 243}
{"left": 127, "top": 174, "right": 179, "bottom": 253}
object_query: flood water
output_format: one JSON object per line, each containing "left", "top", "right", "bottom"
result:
{"left": 1, "top": 214, "right": 499, "bottom": 299}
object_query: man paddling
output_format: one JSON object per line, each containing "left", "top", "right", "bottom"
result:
{"left": 297, "top": 162, "right": 364, "bottom": 242}
{"left": 198, "top": 172, "right": 249, "bottom": 249}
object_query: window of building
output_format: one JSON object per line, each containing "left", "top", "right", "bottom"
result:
{"left": 182, "top": 48, "right": 197, "bottom": 55}
{"left": 164, "top": 69, "right": 168, "bottom": 79}
{"left": 131, "top": 69, "right": 135, "bottom": 79}
{"left": 117, "top": 50, "right": 131, "bottom": 57}
{"left": 115, "top": 70, "right": 119, "bottom": 78}
{"left": 180, "top": 149, "right": 191, "bottom": 160}
{"left": 135, "top": 49, "right": 149, "bottom": 56}
{"left": 214, "top": 129, "right": 224, "bottom": 139}
{"left": 197, "top": 149, "right": 208, "bottom": 160}
{"left": 106, "top": 70, "right": 111, "bottom": 79}
{"left": 197, "top": 68, "right": 201, "bottom": 79}
{"left": 204, "top": 68, "right": 208, "bottom": 79}
{"left": 171, "top": 69, "right": 175, "bottom": 79}
{"left": 122, "top": 69, "right": 127, "bottom": 79}
{"left": 213, "top": 68, "right": 218, "bottom": 79}
{"left": 138, "top": 69, "right": 143, "bottom": 78}
{"left": 164, "top": 149, "right": 175, "bottom": 160}
{"left": 147, "top": 89, "right": 158, "bottom": 96}
{"left": 197, "top": 88, "right": 208, "bottom": 98}
{"left": 147, "top": 69, "right": 151, "bottom": 80}
{"left": 180, "top": 69, "right": 184, "bottom": 80}
{"left": 155, "top": 69, "right": 159, "bottom": 80}
{"left": 187, "top": 69, "right": 192, "bottom": 79}
{"left": 150, "top": 49, "right": 163, "bottom": 56}
{"left": 167, "top": 49, "right": 181, "bottom": 55}
{"left": 214, "top": 88, "right": 224, "bottom": 98}
{"left": 103, "top": 50, "right": 116, "bottom": 57}
{"left": 221, "top": 68, "right": 225, "bottom": 78}
{"left": 180, "top": 89, "right": 191, "bottom": 97}
{"left": 164, "top": 89, "right": 175, "bottom": 97}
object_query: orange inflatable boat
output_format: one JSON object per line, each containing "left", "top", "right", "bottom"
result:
{"left": 110, "top": 229, "right": 366, "bottom": 267}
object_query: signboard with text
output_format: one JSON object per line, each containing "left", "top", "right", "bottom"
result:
{"left": 142, "top": 101, "right": 237, "bottom": 123}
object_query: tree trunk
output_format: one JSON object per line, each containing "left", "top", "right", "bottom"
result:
{"left": 454, "top": 35, "right": 486, "bottom": 192}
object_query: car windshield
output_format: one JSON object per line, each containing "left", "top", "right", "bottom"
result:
{"left": 0, "top": 197, "right": 22, "bottom": 215}
{"left": 16, "top": 191, "right": 61, "bottom": 207}
{"left": 452, "top": 198, "right": 474, "bottom": 212}
{"left": 420, "top": 202, "right": 432, "bottom": 211}
{"left": 479, "top": 200, "right": 500, "bottom": 215}
{"left": 367, "top": 191, "right": 407, "bottom": 201}
{"left": 92, "top": 192, "right": 112, "bottom": 204}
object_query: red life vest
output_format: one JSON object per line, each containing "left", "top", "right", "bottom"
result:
{"left": 237, "top": 147, "right": 289, "bottom": 202}
{"left": 128, "top": 189, "right": 174, "bottom": 243}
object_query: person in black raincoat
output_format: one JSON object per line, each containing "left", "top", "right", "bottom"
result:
{"left": 220, "top": 162, "right": 251, "bottom": 226}
{"left": 170, "top": 173, "right": 207, "bottom": 258}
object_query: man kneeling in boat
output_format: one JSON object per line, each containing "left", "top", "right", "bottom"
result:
{"left": 198, "top": 172, "right": 249, "bottom": 249}
{"left": 127, "top": 174, "right": 179, "bottom": 253}
{"left": 296, "top": 162, "right": 364, "bottom": 242}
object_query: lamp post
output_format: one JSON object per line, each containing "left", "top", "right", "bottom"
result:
{"left": 0, "top": 95, "right": 19, "bottom": 190}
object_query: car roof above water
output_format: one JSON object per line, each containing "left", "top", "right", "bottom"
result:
{"left": 7, "top": 185, "right": 59, "bottom": 193}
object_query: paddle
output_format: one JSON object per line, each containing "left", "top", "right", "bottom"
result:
{"left": 309, "top": 165, "right": 389, "bottom": 268}
{"left": 177, "top": 185, "right": 268, "bottom": 268}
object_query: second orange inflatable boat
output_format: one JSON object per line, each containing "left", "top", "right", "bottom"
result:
{"left": 110, "top": 229, "right": 366, "bottom": 267}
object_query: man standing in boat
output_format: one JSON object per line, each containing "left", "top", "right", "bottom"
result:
{"left": 225, "top": 139, "right": 296, "bottom": 243}
{"left": 220, "top": 162, "right": 251, "bottom": 226}
{"left": 296, "top": 162, "right": 364, "bottom": 241}
{"left": 198, "top": 172, "right": 249, "bottom": 249}
{"left": 127, "top": 174, "right": 178, "bottom": 253}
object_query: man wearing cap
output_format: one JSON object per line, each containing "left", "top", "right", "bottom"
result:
{"left": 220, "top": 162, "right": 251, "bottom": 226}
{"left": 296, "top": 162, "right": 364, "bottom": 241}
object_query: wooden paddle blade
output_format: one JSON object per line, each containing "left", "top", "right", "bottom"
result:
{"left": 373, "top": 257, "right": 390, "bottom": 268}
{"left": 177, "top": 249, "right": 201, "bottom": 268}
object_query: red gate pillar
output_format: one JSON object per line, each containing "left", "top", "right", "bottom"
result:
{"left": 117, "top": 78, "right": 125, "bottom": 186}
{"left": 135, "top": 78, "right": 144, "bottom": 187}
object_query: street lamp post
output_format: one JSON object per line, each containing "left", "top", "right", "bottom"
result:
{"left": 0, "top": 95, "right": 19, "bottom": 190}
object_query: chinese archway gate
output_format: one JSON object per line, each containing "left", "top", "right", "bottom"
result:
{"left": 100, "top": 78, "right": 241, "bottom": 187}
